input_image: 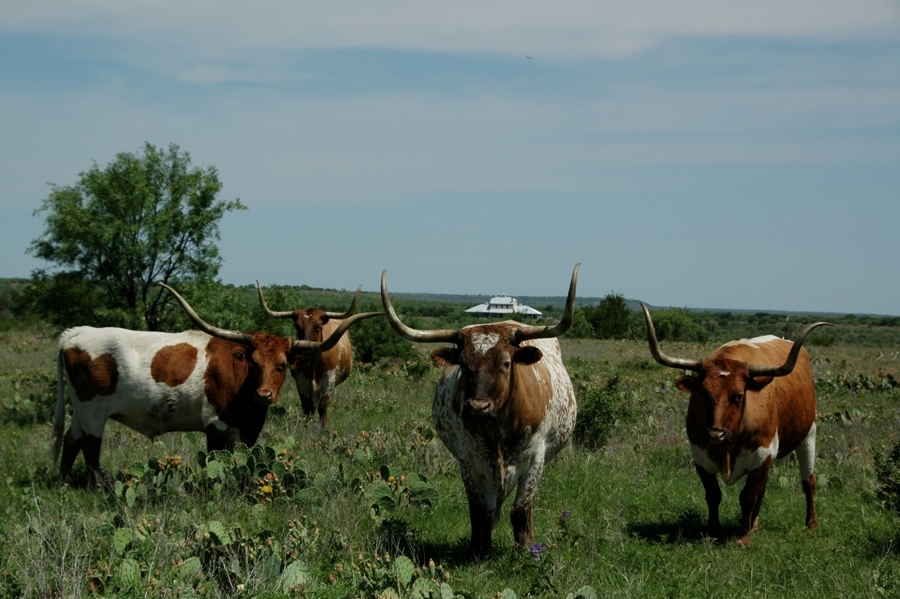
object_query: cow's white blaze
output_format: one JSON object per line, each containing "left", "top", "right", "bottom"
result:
{"left": 469, "top": 332, "right": 500, "bottom": 356}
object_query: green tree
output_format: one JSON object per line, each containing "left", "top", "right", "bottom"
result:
{"left": 351, "top": 305, "right": 418, "bottom": 364}
{"left": 568, "top": 310, "right": 595, "bottom": 339}
{"left": 584, "top": 292, "right": 631, "bottom": 339}
{"left": 25, "top": 143, "right": 245, "bottom": 330}
{"left": 648, "top": 308, "right": 708, "bottom": 342}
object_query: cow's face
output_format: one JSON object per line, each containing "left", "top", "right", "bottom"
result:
{"left": 248, "top": 334, "right": 309, "bottom": 405}
{"left": 291, "top": 309, "right": 329, "bottom": 343}
{"left": 676, "top": 358, "right": 773, "bottom": 445}
{"left": 431, "top": 326, "right": 543, "bottom": 420}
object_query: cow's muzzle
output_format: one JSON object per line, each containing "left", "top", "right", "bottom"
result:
{"left": 463, "top": 398, "right": 496, "bottom": 420}
{"left": 707, "top": 427, "right": 733, "bottom": 446}
{"left": 255, "top": 390, "right": 277, "bottom": 406}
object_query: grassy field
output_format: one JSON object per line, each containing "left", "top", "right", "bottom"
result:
{"left": 1, "top": 329, "right": 899, "bottom": 598}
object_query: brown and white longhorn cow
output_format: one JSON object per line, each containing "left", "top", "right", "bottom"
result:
{"left": 51, "top": 283, "right": 381, "bottom": 485}
{"left": 641, "top": 302, "right": 831, "bottom": 546}
{"left": 381, "top": 264, "right": 580, "bottom": 557}
{"left": 256, "top": 282, "right": 363, "bottom": 427}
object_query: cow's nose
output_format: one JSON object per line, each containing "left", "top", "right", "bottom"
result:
{"left": 464, "top": 398, "right": 494, "bottom": 419}
{"left": 256, "top": 390, "right": 276, "bottom": 405}
{"left": 707, "top": 427, "right": 732, "bottom": 445}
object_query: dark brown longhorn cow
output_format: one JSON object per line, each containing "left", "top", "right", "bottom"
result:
{"left": 381, "top": 264, "right": 580, "bottom": 557}
{"left": 641, "top": 302, "right": 831, "bottom": 546}
{"left": 257, "top": 282, "right": 363, "bottom": 426}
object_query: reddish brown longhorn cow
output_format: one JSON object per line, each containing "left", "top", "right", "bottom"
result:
{"left": 641, "top": 302, "right": 831, "bottom": 546}
{"left": 256, "top": 282, "right": 363, "bottom": 426}
{"left": 52, "top": 283, "right": 380, "bottom": 485}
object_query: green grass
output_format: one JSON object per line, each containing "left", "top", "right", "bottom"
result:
{"left": 1, "top": 334, "right": 900, "bottom": 598}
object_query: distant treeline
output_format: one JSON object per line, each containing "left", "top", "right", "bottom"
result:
{"left": 2, "top": 279, "right": 897, "bottom": 347}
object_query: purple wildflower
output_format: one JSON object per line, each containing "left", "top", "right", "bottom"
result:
{"left": 530, "top": 542, "right": 548, "bottom": 561}
{"left": 561, "top": 510, "right": 571, "bottom": 519}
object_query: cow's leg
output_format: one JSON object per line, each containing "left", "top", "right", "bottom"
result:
{"left": 510, "top": 461, "right": 543, "bottom": 548}
{"left": 802, "top": 474, "right": 818, "bottom": 530}
{"left": 237, "top": 404, "right": 269, "bottom": 447}
{"left": 695, "top": 463, "right": 722, "bottom": 539}
{"left": 299, "top": 392, "right": 316, "bottom": 421}
{"left": 59, "top": 427, "right": 83, "bottom": 483}
{"left": 317, "top": 394, "right": 331, "bottom": 427}
{"left": 735, "top": 457, "right": 773, "bottom": 547}
{"left": 82, "top": 433, "right": 103, "bottom": 487}
{"left": 205, "top": 424, "right": 230, "bottom": 451}
{"left": 796, "top": 422, "right": 818, "bottom": 531}
{"left": 510, "top": 503, "right": 534, "bottom": 547}
{"left": 466, "top": 491, "right": 493, "bottom": 558}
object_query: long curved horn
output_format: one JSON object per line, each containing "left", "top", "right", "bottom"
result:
{"left": 381, "top": 270, "right": 459, "bottom": 344}
{"left": 257, "top": 281, "right": 362, "bottom": 320}
{"left": 291, "top": 311, "right": 383, "bottom": 353}
{"left": 514, "top": 263, "right": 581, "bottom": 343}
{"left": 324, "top": 284, "right": 362, "bottom": 319}
{"left": 747, "top": 321, "right": 834, "bottom": 378}
{"left": 640, "top": 302, "right": 703, "bottom": 372}
{"left": 160, "top": 283, "right": 253, "bottom": 345}
{"left": 256, "top": 280, "right": 295, "bottom": 318}
{"left": 256, "top": 279, "right": 294, "bottom": 318}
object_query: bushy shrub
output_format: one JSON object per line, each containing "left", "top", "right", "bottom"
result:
{"left": 646, "top": 308, "right": 708, "bottom": 343}
{"left": 352, "top": 314, "right": 419, "bottom": 364}
{"left": 583, "top": 293, "right": 631, "bottom": 339}
{"left": 568, "top": 310, "right": 595, "bottom": 339}
{"left": 572, "top": 375, "right": 632, "bottom": 451}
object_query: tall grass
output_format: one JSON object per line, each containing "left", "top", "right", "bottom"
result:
{"left": 1, "top": 332, "right": 899, "bottom": 597}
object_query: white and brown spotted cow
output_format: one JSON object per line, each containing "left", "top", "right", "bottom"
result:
{"left": 51, "top": 283, "right": 381, "bottom": 485}
{"left": 381, "top": 264, "right": 580, "bottom": 557}
{"left": 256, "top": 282, "right": 363, "bottom": 427}
{"left": 641, "top": 302, "right": 832, "bottom": 546}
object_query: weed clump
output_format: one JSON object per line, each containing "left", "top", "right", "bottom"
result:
{"left": 571, "top": 375, "right": 632, "bottom": 451}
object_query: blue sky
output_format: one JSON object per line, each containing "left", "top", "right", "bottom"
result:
{"left": 2, "top": 1, "right": 899, "bottom": 315}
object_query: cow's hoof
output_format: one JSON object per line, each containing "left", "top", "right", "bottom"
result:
{"left": 733, "top": 535, "right": 752, "bottom": 547}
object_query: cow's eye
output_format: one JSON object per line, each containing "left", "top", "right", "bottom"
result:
{"left": 503, "top": 360, "right": 511, "bottom": 370}
{"left": 731, "top": 393, "right": 744, "bottom": 404}
{"left": 277, "top": 362, "right": 287, "bottom": 372}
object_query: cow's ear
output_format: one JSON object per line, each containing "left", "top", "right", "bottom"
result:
{"left": 513, "top": 346, "right": 542, "bottom": 365}
{"left": 431, "top": 347, "right": 458, "bottom": 367}
{"left": 747, "top": 376, "right": 774, "bottom": 392}
{"left": 675, "top": 375, "right": 698, "bottom": 394}
{"left": 320, "top": 315, "right": 330, "bottom": 325}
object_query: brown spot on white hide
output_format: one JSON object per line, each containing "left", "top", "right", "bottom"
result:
{"left": 151, "top": 343, "right": 198, "bottom": 387}
{"left": 63, "top": 347, "right": 119, "bottom": 401}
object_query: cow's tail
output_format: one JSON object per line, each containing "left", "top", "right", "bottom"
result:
{"left": 50, "top": 344, "right": 67, "bottom": 466}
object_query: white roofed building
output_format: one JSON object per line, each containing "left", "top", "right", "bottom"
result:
{"left": 465, "top": 296, "right": 542, "bottom": 319}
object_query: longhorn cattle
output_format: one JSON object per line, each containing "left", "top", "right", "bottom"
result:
{"left": 52, "top": 283, "right": 381, "bottom": 485}
{"left": 641, "top": 302, "right": 831, "bottom": 546}
{"left": 256, "top": 282, "right": 363, "bottom": 427}
{"left": 381, "top": 264, "right": 580, "bottom": 557}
